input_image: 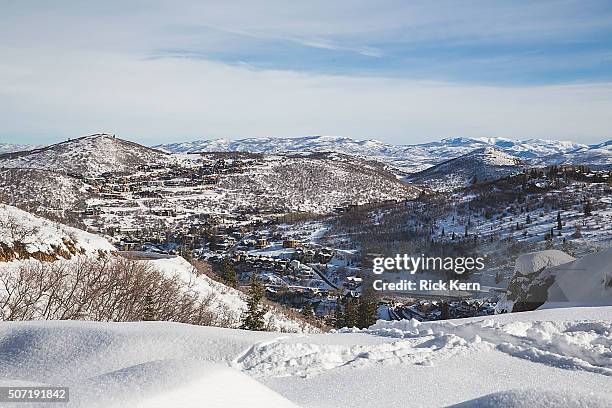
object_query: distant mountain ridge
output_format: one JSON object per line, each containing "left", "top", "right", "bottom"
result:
{"left": 155, "top": 135, "right": 608, "bottom": 173}
{"left": 0, "top": 143, "right": 44, "bottom": 154}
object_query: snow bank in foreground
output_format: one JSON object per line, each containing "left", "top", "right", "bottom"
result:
{"left": 0, "top": 321, "right": 291, "bottom": 408}
{"left": 450, "top": 389, "right": 612, "bottom": 408}
{"left": 239, "top": 307, "right": 612, "bottom": 380}
{"left": 1, "top": 307, "right": 611, "bottom": 407}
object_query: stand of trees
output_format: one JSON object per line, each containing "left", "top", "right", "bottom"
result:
{"left": 334, "top": 282, "right": 379, "bottom": 329}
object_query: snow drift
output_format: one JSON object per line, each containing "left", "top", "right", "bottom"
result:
{"left": 498, "top": 248, "right": 612, "bottom": 313}
{"left": 1, "top": 307, "right": 611, "bottom": 407}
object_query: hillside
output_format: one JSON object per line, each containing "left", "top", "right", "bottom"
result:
{"left": 0, "top": 207, "right": 317, "bottom": 333}
{"left": 0, "top": 134, "right": 169, "bottom": 177}
{"left": 0, "top": 168, "right": 88, "bottom": 216}
{"left": 407, "top": 147, "right": 524, "bottom": 190}
{"left": 0, "top": 204, "right": 114, "bottom": 262}
{"left": 216, "top": 153, "right": 420, "bottom": 214}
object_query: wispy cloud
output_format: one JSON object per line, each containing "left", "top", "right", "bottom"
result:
{"left": 0, "top": 1, "right": 611, "bottom": 144}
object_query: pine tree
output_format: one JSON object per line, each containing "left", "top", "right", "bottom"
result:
{"left": 334, "top": 293, "right": 345, "bottom": 329}
{"left": 584, "top": 200, "right": 593, "bottom": 216}
{"left": 301, "top": 302, "right": 315, "bottom": 319}
{"left": 344, "top": 297, "right": 358, "bottom": 328}
{"left": 557, "top": 211, "right": 562, "bottom": 230}
{"left": 357, "top": 283, "right": 379, "bottom": 329}
{"left": 220, "top": 257, "right": 237, "bottom": 288}
{"left": 241, "top": 273, "right": 267, "bottom": 331}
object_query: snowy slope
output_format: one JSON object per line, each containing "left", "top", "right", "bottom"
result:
{"left": 148, "top": 256, "right": 318, "bottom": 333}
{"left": 1, "top": 307, "right": 611, "bottom": 407}
{"left": 216, "top": 154, "right": 419, "bottom": 213}
{"left": 0, "top": 168, "right": 88, "bottom": 214}
{"left": 407, "top": 147, "right": 524, "bottom": 190}
{"left": 0, "top": 204, "right": 114, "bottom": 261}
{"left": 0, "top": 134, "right": 169, "bottom": 177}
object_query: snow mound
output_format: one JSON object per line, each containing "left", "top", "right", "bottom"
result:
{"left": 236, "top": 307, "right": 612, "bottom": 379}
{"left": 543, "top": 247, "right": 612, "bottom": 306}
{"left": 0, "top": 204, "right": 114, "bottom": 261}
{"left": 501, "top": 249, "right": 611, "bottom": 312}
{"left": 0, "top": 321, "right": 295, "bottom": 407}
{"left": 2, "top": 308, "right": 612, "bottom": 407}
{"left": 514, "top": 250, "right": 576, "bottom": 276}
{"left": 450, "top": 389, "right": 612, "bottom": 408}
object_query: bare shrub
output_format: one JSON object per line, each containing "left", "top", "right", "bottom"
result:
{"left": 0, "top": 257, "right": 225, "bottom": 326}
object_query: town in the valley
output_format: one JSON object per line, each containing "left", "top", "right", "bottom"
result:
{"left": 1, "top": 135, "right": 611, "bottom": 327}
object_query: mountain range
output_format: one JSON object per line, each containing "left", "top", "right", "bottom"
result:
{"left": 155, "top": 135, "right": 611, "bottom": 173}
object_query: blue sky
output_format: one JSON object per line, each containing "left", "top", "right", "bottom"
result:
{"left": 1, "top": 0, "right": 612, "bottom": 145}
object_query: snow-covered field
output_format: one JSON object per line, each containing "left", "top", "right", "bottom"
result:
{"left": 1, "top": 307, "right": 611, "bottom": 407}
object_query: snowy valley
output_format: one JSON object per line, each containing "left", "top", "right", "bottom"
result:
{"left": 0, "top": 133, "right": 611, "bottom": 407}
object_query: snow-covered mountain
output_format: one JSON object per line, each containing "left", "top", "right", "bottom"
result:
{"left": 0, "top": 142, "right": 43, "bottom": 154}
{"left": 534, "top": 140, "right": 612, "bottom": 169}
{"left": 407, "top": 147, "right": 524, "bottom": 190}
{"left": 155, "top": 135, "right": 600, "bottom": 173}
{"left": 0, "top": 134, "right": 169, "bottom": 177}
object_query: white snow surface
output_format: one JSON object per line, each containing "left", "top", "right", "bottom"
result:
{"left": 543, "top": 247, "right": 612, "bottom": 307}
{"left": 514, "top": 250, "right": 576, "bottom": 276}
{"left": 1, "top": 307, "right": 611, "bottom": 407}
{"left": 0, "top": 204, "right": 114, "bottom": 258}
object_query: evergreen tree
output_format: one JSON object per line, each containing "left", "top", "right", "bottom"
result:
{"left": 344, "top": 297, "right": 358, "bottom": 328}
{"left": 220, "top": 257, "right": 237, "bottom": 288}
{"left": 334, "top": 293, "right": 345, "bottom": 329}
{"left": 241, "top": 273, "right": 267, "bottom": 331}
{"left": 584, "top": 200, "right": 593, "bottom": 216}
{"left": 557, "top": 211, "right": 562, "bottom": 230}
{"left": 301, "top": 302, "right": 315, "bottom": 319}
{"left": 357, "top": 283, "right": 379, "bottom": 329}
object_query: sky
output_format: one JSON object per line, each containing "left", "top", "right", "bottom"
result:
{"left": 1, "top": 0, "right": 612, "bottom": 146}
